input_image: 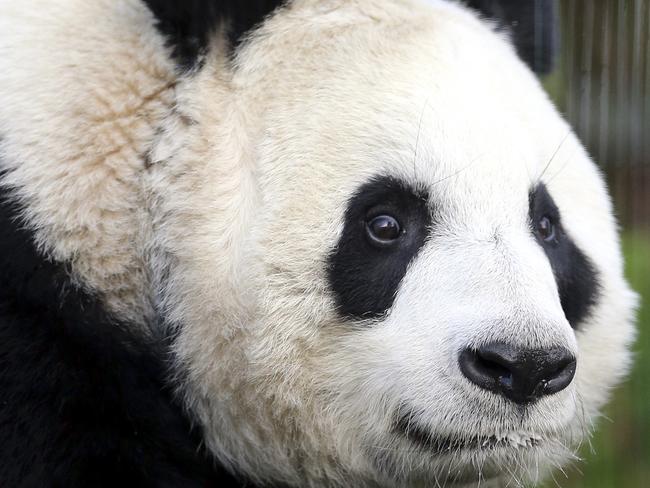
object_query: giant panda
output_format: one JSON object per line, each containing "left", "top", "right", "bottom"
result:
{"left": 0, "top": 0, "right": 637, "bottom": 487}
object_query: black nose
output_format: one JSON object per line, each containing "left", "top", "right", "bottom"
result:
{"left": 458, "top": 342, "right": 576, "bottom": 405}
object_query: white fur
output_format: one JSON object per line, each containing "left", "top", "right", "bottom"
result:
{"left": 0, "top": 0, "right": 637, "bottom": 486}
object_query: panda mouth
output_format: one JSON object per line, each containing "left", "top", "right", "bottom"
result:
{"left": 394, "top": 413, "right": 542, "bottom": 455}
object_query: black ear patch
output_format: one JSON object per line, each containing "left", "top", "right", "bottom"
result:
{"left": 143, "top": 0, "right": 286, "bottom": 70}
{"left": 463, "top": 0, "right": 558, "bottom": 75}
{"left": 327, "top": 176, "right": 431, "bottom": 320}
{"left": 529, "top": 184, "right": 600, "bottom": 328}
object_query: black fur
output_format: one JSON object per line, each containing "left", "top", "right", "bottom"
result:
{"left": 327, "top": 176, "right": 431, "bottom": 320}
{"left": 144, "top": 0, "right": 556, "bottom": 73}
{"left": 0, "top": 190, "right": 253, "bottom": 486}
{"left": 529, "top": 183, "right": 600, "bottom": 328}
{"left": 464, "top": 0, "right": 558, "bottom": 75}
{"left": 142, "top": 0, "right": 286, "bottom": 70}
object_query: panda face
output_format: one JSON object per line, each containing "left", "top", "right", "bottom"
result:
{"left": 147, "top": 1, "right": 637, "bottom": 486}
{"left": 248, "top": 70, "right": 583, "bottom": 484}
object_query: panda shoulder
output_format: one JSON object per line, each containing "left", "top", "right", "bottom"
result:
{"left": 0, "top": 198, "right": 229, "bottom": 486}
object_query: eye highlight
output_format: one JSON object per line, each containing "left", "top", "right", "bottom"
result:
{"left": 366, "top": 214, "right": 402, "bottom": 245}
{"left": 536, "top": 215, "right": 556, "bottom": 243}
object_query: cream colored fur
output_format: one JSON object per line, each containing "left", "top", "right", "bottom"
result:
{"left": 0, "top": 0, "right": 176, "bottom": 325}
{"left": 0, "top": 0, "right": 637, "bottom": 486}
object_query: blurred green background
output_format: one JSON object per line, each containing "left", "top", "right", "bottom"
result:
{"left": 542, "top": 0, "right": 649, "bottom": 486}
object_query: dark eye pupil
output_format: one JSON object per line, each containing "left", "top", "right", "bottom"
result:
{"left": 537, "top": 216, "right": 555, "bottom": 241}
{"left": 367, "top": 215, "right": 401, "bottom": 243}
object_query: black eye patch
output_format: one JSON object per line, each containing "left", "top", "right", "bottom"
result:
{"left": 327, "top": 176, "right": 431, "bottom": 320}
{"left": 528, "top": 183, "right": 600, "bottom": 329}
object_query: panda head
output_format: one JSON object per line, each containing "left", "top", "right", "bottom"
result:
{"left": 144, "top": 0, "right": 637, "bottom": 486}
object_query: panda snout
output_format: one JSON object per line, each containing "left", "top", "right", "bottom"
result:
{"left": 458, "top": 343, "right": 576, "bottom": 405}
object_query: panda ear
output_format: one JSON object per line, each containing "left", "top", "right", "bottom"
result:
{"left": 143, "top": 0, "right": 286, "bottom": 70}
{"left": 462, "top": 0, "right": 558, "bottom": 75}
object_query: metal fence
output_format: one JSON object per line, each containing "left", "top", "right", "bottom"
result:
{"left": 547, "top": 0, "right": 650, "bottom": 229}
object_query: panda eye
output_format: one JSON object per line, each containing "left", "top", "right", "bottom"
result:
{"left": 366, "top": 214, "right": 402, "bottom": 246}
{"left": 536, "top": 216, "right": 556, "bottom": 242}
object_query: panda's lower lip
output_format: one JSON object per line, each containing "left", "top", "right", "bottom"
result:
{"left": 394, "top": 413, "right": 541, "bottom": 455}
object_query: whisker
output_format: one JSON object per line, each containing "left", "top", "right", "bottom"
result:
{"left": 545, "top": 144, "right": 580, "bottom": 184}
{"left": 412, "top": 98, "right": 431, "bottom": 181}
{"left": 536, "top": 129, "right": 572, "bottom": 184}
{"left": 431, "top": 153, "right": 485, "bottom": 187}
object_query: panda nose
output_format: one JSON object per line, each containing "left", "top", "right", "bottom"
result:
{"left": 458, "top": 342, "right": 576, "bottom": 405}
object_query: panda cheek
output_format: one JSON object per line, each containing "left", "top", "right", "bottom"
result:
{"left": 327, "top": 175, "right": 431, "bottom": 320}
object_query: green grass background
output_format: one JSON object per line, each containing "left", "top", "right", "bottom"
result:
{"left": 544, "top": 232, "right": 650, "bottom": 487}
